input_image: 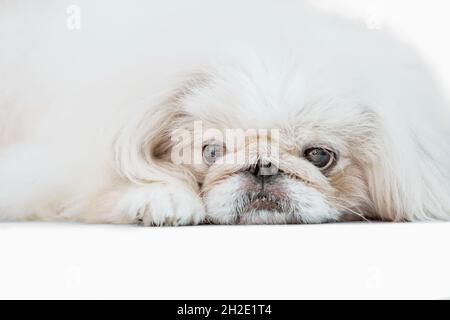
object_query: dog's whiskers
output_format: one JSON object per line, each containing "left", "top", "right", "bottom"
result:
{"left": 327, "top": 196, "right": 370, "bottom": 222}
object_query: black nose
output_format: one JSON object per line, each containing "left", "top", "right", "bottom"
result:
{"left": 249, "top": 161, "right": 278, "bottom": 177}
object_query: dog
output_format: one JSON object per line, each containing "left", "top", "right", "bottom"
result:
{"left": 1, "top": 0, "right": 450, "bottom": 225}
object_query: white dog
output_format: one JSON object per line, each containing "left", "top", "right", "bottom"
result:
{"left": 1, "top": 0, "right": 450, "bottom": 225}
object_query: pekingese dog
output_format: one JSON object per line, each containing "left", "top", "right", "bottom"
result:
{"left": 1, "top": 0, "right": 450, "bottom": 225}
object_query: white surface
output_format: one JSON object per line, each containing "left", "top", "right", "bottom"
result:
{"left": 2, "top": 1, "right": 450, "bottom": 300}
{"left": 1, "top": 222, "right": 450, "bottom": 299}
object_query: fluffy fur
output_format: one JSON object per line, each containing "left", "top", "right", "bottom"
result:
{"left": 1, "top": 0, "right": 450, "bottom": 225}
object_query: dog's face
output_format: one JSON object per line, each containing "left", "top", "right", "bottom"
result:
{"left": 163, "top": 62, "right": 380, "bottom": 224}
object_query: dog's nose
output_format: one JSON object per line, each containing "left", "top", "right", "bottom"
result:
{"left": 249, "top": 161, "right": 278, "bottom": 177}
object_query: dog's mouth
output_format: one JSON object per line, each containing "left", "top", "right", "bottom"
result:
{"left": 221, "top": 190, "right": 303, "bottom": 224}
{"left": 202, "top": 188, "right": 299, "bottom": 225}
{"left": 203, "top": 174, "right": 347, "bottom": 225}
{"left": 237, "top": 191, "right": 286, "bottom": 214}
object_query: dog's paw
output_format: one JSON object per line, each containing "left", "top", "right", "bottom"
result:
{"left": 118, "top": 183, "right": 205, "bottom": 226}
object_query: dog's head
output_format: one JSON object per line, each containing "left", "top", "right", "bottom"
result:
{"left": 170, "top": 63, "right": 379, "bottom": 224}
{"left": 115, "top": 57, "right": 450, "bottom": 224}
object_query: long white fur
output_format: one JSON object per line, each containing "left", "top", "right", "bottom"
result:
{"left": 1, "top": 0, "right": 450, "bottom": 225}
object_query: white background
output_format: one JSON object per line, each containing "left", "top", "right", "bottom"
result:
{"left": 1, "top": 1, "right": 450, "bottom": 300}
{"left": 315, "top": 0, "right": 450, "bottom": 96}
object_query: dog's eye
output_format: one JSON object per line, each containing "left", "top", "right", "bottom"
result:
{"left": 304, "top": 147, "right": 335, "bottom": 169}
{"left": 203, "top": 144, "right": 224, "bottom": 165}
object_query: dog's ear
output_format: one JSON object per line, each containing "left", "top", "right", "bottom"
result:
{"left": 364, "top": 115, "right": 450, "bottom": 221}
{"left": 114, "top": 72, "right": 208, "bottom": 190}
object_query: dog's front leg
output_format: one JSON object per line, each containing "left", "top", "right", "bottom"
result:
{"left": 80, "top": 182, "right": 206, "bottom": 226}
{"left": 117, "top": 182, "right": 205, "bottom": 226}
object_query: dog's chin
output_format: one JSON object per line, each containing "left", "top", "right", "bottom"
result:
{"left": 206, "top": 205, "right": 337, "bottom": 225}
